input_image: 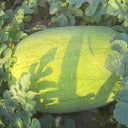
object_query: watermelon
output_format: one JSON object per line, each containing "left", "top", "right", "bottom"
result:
{"left": 10, "top": 26, "right": 121, "bottom": 113}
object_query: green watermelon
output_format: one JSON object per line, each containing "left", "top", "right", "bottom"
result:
{"left": 10, "top": 26, "right": 121, "bottom": 113}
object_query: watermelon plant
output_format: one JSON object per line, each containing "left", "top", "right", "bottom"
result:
{"left": 0, "top": 0, "right": 128, "bottom": 128}
{"left": 106, "top": 34, "right": 128, "bottom": 127}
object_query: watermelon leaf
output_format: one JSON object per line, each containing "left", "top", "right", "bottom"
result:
{"left": 39, "top": 114, "right": 75, "bottom": 128}
{"left": 112, "top": 25, "right": 126, "bottom": 32}
{"left": 111, "top": 40, "right": 128, "bottom": 53}
{"left": 114, "top": 102, "right": 128, "bottom": 127}
{"left": 106, "top": 40, "right": 128, "bottom": 76}
{"left": 0, "top": 74, "right": 41, "bottom": 128}
{"left": 0, "top": 10, "right": 5, "bottom": 17}
{"left": 113, "top": 33, "right": 128, "bottom": 44}
{"left": 69, "top": 0, "right": 88, "bottom": 8}
{"left": 106, "top": 34, "right": 128, "bottom": 127}
{"left": 39, "top": 114, "right": 54, "bottom": 128}
{"left": 85, "top": 0, "right": 100, "bottom": 16}
{"left": 114, "top": 76, "right": 128, "bottom": 126}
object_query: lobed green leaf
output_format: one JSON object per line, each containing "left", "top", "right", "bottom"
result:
{"left": 69, "top": 0, "right": 88, "bottom": 7}
{"left": 111, "top": 40, "right": 128, "bottom": 53}
{"left": 85, "top": 0, "right": 100, "bottom": 16}
{"left": 114, "top": 102, "right": 128, "bottom": 127}
{"left": 105, "top": 39, "right": 128, "bottom": 77}
{"left": 30, "top": 118, "right": 41, "bottom": 128}
{"left": 0, "top": 10, "right": 5, "bottom": 17}
{"left": 105, "top": 50, "right": 125, "bottom": 76}
{"left": 113, "top": 33, "right": 128, "bottom": 43}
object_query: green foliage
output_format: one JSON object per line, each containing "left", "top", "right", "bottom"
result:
{"left": 105, "top": 33, "right": 128, "bottom": 127}
{"left": 69, "top": 0, "right": 107, "bottom": 17}
{"left": 0, "top": 0, "right": 46, "bottom": 45}
{"left": 0, "top": 1, "right": 46, "bottom": 127}
{"left": 0, "top": 43, "right": 16, "bottom": 87}
{"left": 105, "top": 0, "right": 128, "bottom": 33}
{"left": 114, "top": 76, "right": 128, "bottom": 127}
{"left": 0, "top": 74, "right": 41, "bottom": 128}
{"left": 106, "top": 0, "right": 128, "bottom": 27}
{"left": 105, "top": 39, "right": 128, "bottom": 76}
{"left": 113, "top": 33, "right": 128, "bottom": 43}
{"left": 67, "top": 0, "right": 108, "bottom": 25}
{"left": 46, "top": 0, "right": 108, "bottom": 26}
{"left": 39, "top": 114, "right": 75, "bottom": 128}
{"left": 47, "top": 0, "right": 83, "bottom": 26}
{"left": 46, "top": 0, "right": 128, "bottom": 30}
